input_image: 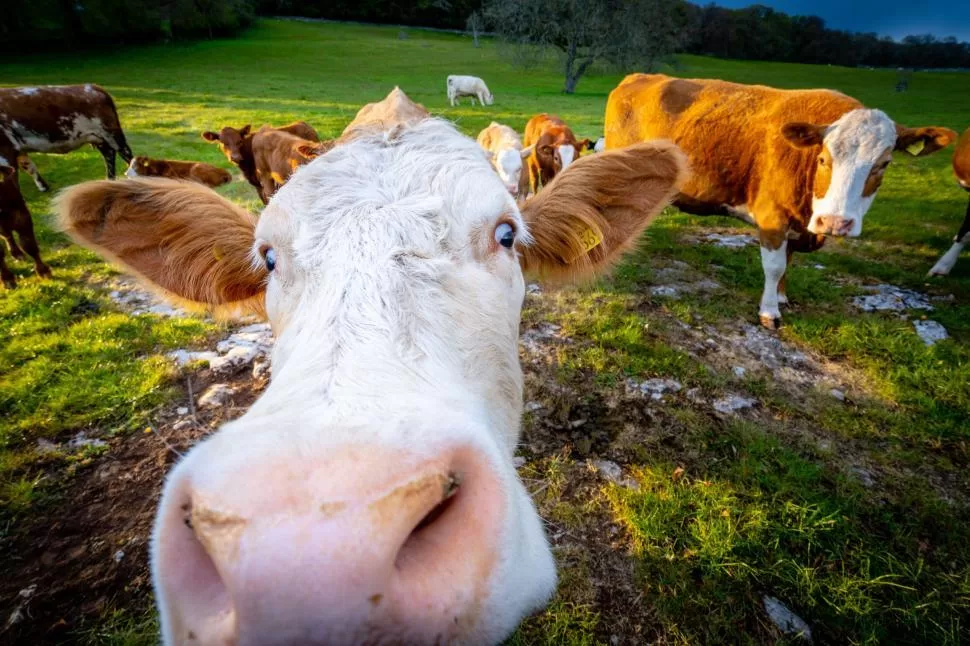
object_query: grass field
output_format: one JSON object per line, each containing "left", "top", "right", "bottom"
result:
{"left": 1, "top": 18, "right": 969, "bottom": 645}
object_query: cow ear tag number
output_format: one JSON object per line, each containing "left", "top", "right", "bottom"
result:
{"left": 566, "top": 227, "right": 603, "bottom": 264}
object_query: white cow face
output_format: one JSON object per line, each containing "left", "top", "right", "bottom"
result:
{"left": 783, "top": 109, "right": 956, "bottom": 237}
{"left": 57, "top": 117, "right": 686, "bottom": 646}
{"left": 493, "top": 147, "right": 528, "bottom": 196}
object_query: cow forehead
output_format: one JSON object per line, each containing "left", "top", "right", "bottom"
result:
{"left": 261, "top": 120, "right": 520, "bottom": 256}
{"left": 825, "top": 109, "right": 895, "bottom": 160}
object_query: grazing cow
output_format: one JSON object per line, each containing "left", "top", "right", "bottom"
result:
{"left": 0, "top": 84, "right": 133, "bottom": 191}
{"left": 0, "top": 137, "right": 51, "bottom": 288}
{"left": 252, "top": 128, "right": 334, "bottom": 201}
{"left": 56, "top": 88, "right": 686, "bottom": 645}
{"left": 447, "top": 75, "right": 494, "bottom": 106}
{"left": 477, "top": 122, "right": 533, "bottom": 198}
{"left": 523, "top": 114, "right": 593, "bottom": 193}
{"left": 202, "top": 121, "right": 319, "bottom": 203}
{"left": 125, "top": 156, "right": 232, "bottom": 188}
{"left": 605, "top": 73, "right": 957, "bottom": 328}
{"left": 929, "top": 127, "right": 970, "bottom": 276}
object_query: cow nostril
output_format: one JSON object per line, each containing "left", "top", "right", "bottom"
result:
{"left": 396, "top": 472, "right": 462, "bottom": 568}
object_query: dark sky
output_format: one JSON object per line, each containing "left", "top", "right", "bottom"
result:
{"left": 713, "top": 0, "right": 970, "bottom": 42}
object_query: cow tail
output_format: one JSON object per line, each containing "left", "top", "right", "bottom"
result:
{"left": 99, "top": 87, "right": 134, "bottom": 162}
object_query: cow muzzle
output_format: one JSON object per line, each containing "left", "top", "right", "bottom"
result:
{"left": 153, "top": 445, "right": 504, "bottom": 645}
{"left": 810, "top": 215, "right": 856, "bottom": 237}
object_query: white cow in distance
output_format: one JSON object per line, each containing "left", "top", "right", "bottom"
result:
{"left": 447, "top": 74, "right": 494, "bottom": 106}
{"left": 56, "top": 88, "right": 686, "bottom": 646}
{"left": 477, "top": 121, "right": 533, "bottom": 198}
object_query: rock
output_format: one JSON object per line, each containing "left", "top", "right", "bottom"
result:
{"left": 520, "top": 323, "right": 564, "bottom": 354}
{"left": 36, "top": 438, "right": 60, "bottom": 455}
{"left": 812, "top": 264, "right": 825, "bottom": 270}
{"left": 512, "top": 456, "right": 526, "bottom": 468}
{"left": 109, "top": 281, "right": 188, "bottom": 318}
{"left": 524, "top": 401, "right": 543, "bottom": 413}
{"left": 850, "top": 465, "right": 874, "bottom": 488}
{"left": 176, "top": 406, "right": 189, "bottom": 415}
{"left": 852, "top": 284, "right": 933, "bottom": 312}
{"left": 913, "top": 320, "right": 948, "bottom": 346}
{"left": 829, "top": 388, "right": 846, "bottom": 402}
{"left": 252, "top": 358, "right": 271, "bottom": 380}
{"left": 211, "top": 323, "right": 274, "bottom": 372}
{"left": 702, "top": 232, "right": 754, "bottom": 248}
{"left": 591, "top": 459, "right": 640, "bottom": 490}
{"left": 763, "top": 596, "right": 812, "bottom": 642}
{"left": 650, "top": 285, "right": 680, "bottom": 298}
{"left": 686, "top": 387, "right": 705, "bottom": 403}
{"left": 168, "top": 349, "right": 220, "bottom": 367}
{"left": 569, "top": 418, "right": 587, "bottom": 428}
{"left": 198, "top": 384, "right": 235, "bottom": 409}
{"left": 627, "top": 377, "right": 682, "bottom": 401}
{"left": 67, "top": 432, "right": 107, "bottom": 451}
{"left": 526, "top": 283, "right": 542, "bottom": 295}
{"left": 4, "top": 584, "right": 37, "bottom": 629}
{"left": 733, "top": 366, "right": 746, "bottom": 378}
{"left": 113, "top": 550, "right": 125, "bottom": 563}
{"left": 713, "top": 395, "right": 757, "bottom": 414}
{"left": 172, "top": 419, "right": 194, "bottom": 431}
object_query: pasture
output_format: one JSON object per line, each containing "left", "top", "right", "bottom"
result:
{"left": 1, "top": 18, "right": 969, "bottom": 644}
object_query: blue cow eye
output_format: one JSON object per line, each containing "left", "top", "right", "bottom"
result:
{"left": 264, "top": 248, "right": 277, "bottom": 272}
{"left": 494, "top": 223, "right": 515, "bottom": 249}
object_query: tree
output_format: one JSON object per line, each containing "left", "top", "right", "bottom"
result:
{"left": 466, "top": 10, "right": 484, "bottom": 48}
{"left": 482, "top": 0, "right": 687, "bottom": 94}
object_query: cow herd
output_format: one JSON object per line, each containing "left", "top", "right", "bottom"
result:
{"left": 0, "top": 74, "right": 968, "bottom": 644}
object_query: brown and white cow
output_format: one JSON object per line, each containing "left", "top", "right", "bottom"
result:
{"left": 125, "top": 156, "right": 232, "bottom": 188}
{"left": 202, "top": 121, "right": 319, "bottom": 203}
{"left": 0, "top": 135, "right": 51, "bottom": 288}
{"left": 605, "top": 73, "right": 957, "bottom": 327}
{"left": 0, "top": 84, "right": 133, "bottom": 192}
{"left": 477, "top": 122, "right": 533, "bottom": 198}
{"left": 928, "top": 127, "right": 970, "bottom": 276}
{"left": 523, "top": 114, "right": 593, "bottom": 193}
{"left": 56, "top": 88, "right": 686, "bottom": 645}
{"left": 252, "top": 128, "right": 334, "bottom": 201}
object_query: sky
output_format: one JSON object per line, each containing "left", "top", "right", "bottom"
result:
{"left": 713, "top": 0, "right": 970, "bottom": 42}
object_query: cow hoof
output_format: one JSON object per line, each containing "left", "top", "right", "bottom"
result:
{"left": 36, "top": 265, "right": 53, "bottom": 279}
{"left": 38, "top": 183, "right": 50, "bottom": 193}
{"left": 927, "top": 267, "right": 950, "bottom": 277}
{"left": 759, "top": 314, "right": 782, "bottom": 330}
{"left": 2, "top": 276, "right": 16, "bottom": 289}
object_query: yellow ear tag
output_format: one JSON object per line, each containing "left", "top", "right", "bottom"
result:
{"left": 213, "top": 245, "right": 224, "bottom": 261}
{"left": 566, "top": 227, "right": 603, "bottom": 264}
{"left": 906, "top": 140, "right": 925, "bottom": 156}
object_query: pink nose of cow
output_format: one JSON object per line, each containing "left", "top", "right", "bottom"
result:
{"left": 814, "top": 215, "right": 855, "bottom": 236}
{"left": 154, "top": 446, "right": 503, "bottom": 645}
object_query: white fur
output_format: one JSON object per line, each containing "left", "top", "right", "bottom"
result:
{"left": 125, "top": 159, "right": 139, "bottom": 178}
{"left": 447, "top": 75, "right": 494, "bottom": 107}
{"left": 759, "top": 241, "right": 788, "bottom": 322}
{"left": 557, "top": 143, "right": 576, "bottom": 171}
{"left": 929, "top": 231, "right": 969, "bottom": 276}
{"left": 593, "top": 137, "right": 605, "bottom": 153}
{"left": 807, "top": 109, "right": 896, "bottom": 237}
{"left": 152, "top": 119, "right": 556, "bottom": 645}
{"left": 477, "top": 122, "right": 529, "bottom": 196}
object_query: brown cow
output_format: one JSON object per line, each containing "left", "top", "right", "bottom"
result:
{"left": 0, "top": 84, "right": 133, "bottom": 191}
{"left": 252, "top": 128, "right": 334, "bottom": 201}
{"left": 605, "top": 73, "right": 957, "bottom": 328}
{"left": 125, "top": 156, "right": 232, "bottom": 188}
{"left": 201, "top": 121, "right": 319, "bottom": 203}
{"left": 0, "top": 135, "right": 51, "bottom": 288}
{"left": 522, "top": 114, "right": 593, "bottom": 193}
{"left": 929, "top": 127, "right": 970, "bottom": 276}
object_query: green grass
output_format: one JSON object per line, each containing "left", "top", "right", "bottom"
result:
{"left": 1, "top": 18, "right": 969, "bottom": 644}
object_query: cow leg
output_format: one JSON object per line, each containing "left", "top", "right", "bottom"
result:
{"left": 1, "top": 225, "right": 26, "bottom": 260}
{"left": 17, "top": 155, "right": 49, "bottom": 192}
{"left": 14, "top": 214, "right": 51, "bottom": 280}
{"left": 95, "top": 142, "right": 117, "bottom": 179}
{"left": 777, "top": 246, "right": 794, "bottom": 305}
{"left": 0, "top": 239, "right": 14, "bottom": 289}
{"left": 758, "top": 234, "right": 789, "bottom": 330}
{"left": 929, "top": 197, "right": 970, "bottom": 276}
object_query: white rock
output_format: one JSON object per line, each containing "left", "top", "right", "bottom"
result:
{"left": 4, "top": 584, "right": 37, "bottom": 629}
{"left": 176, "top": 407, "right": 189, "bottom": 415}
{"left": 913, "top": 320, "right": 948, "bottom": 346}
{"left": 36, "top": 438, "right": 59, "bottom": 454}
{"left": 733, "top": 366, "right": 746, "bottom": 378}
{"left": 763, "top": 596, "right": 812, "bottom": 642}
{"left": 713, "top": 395, "right": 757, "bottom": 414}
{"left": 113, "top": 550, "right": 125, "bottom": 563}
{"left": 67, "top": 432, "right": 107, "bottom": 450}
{"left": 850, "top": 466, "right": 874, "bottom": 488}
{"left": 524, "top": 401, "right": 543, "bottom": 413}
{"left": 172, "top": 419, "right": 194, "bottom": 431}
{"left": 252, "top": 358, "right": 271, "bottom": 379}
{"left": 198, "top": 384, "right": 235, "bottom": 409}
{"left": 852, "top": 284, "right": 933, "bottom": 312}
{"left": 520, "top": 323, "right": 563, "bottom": 354}
{"left": 526, "top": 283, "right": 542, "bottom": 295}
{"left": 702, "top": 232, "right": 754, "bottom": 248}
{"left": 167, "top": 349, "right": 220, "bottom": 367}
{"left": 627, "top": 377, "right": 682, "bottom": 401}
{"left": 591, "top": 459, "right": 623, "bottom": 481}
{"left": 829, "top": 388, "right": 846, "bottom": 402}
{"left": 812, "top": 264, "right": 825, "bottom": 270}
{"left": 650, "top": 285, "right": 680, "bottom": 298}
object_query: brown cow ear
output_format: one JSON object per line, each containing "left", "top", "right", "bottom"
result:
{"left": 519, "top": 141, "right": 686, "bottom": 281}
{"left": 201, "top": 131, "right": 219, "bottom": 142}
{"left": 895, "top": 125, "right": 957, "bottom": 156}
{"left": 239, "top": 124, "right": 252, "bottom": 137}
{"left": 296, "top": 140, "right": 335, "bottom": 160}
{"left": 55, "top": 178, "right": 265, "bottom": 314}
{"left": 781, "top": 122, "right": 827, "bottom": 148}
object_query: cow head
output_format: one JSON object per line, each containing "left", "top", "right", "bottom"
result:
{"left": 57, "top": 117, "right": 685, "bottom": 645}
{"left": 202, "top": 125, "right": 253, "bottom": 166}
{"left": 535, "top": 129, "right": 586, "bottom": 179}
{"left": 782, "top": 109, "right": 956, "bottom": 237}
{"left": 489, "top": 145, "right": 533, "bottom": 197}
{"left": 125, "top": 156, "right": 157, "bottom": 178}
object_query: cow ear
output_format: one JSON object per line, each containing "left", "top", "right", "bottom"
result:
{"left": 520, "top": 145, "right": 534, "bottom": 159}
{"left": 581, "top": 138, "right": 594, "bottom": 151}
{"left": 895, "top": 125, "right": 957, "bottom": 156}
{"left": 519, "top": 141, "right": 686, "bottom": 281}
{"left": 55, "top": 178, "right": 265, "bottom": 313}
{"left": 781, "top": 122, "right": 827, "bottom": 148}
{"left": 239, "top": 124, "right": 252, "bottom": 137}
{"left": 297, "top": 140, "right": 335, "bottom": 160}
{"left": 201, "top": 131, "right": 219, "bottom": 142}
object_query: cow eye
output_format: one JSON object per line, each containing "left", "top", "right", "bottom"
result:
{"left": 263, "top": 247, "right": 277, "bottom": 272}
{"left": 817, "top": 157, "right": 826, "bottom": 167}
{"left": 494, "top": 222, "right": 515, "bottom": 249}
